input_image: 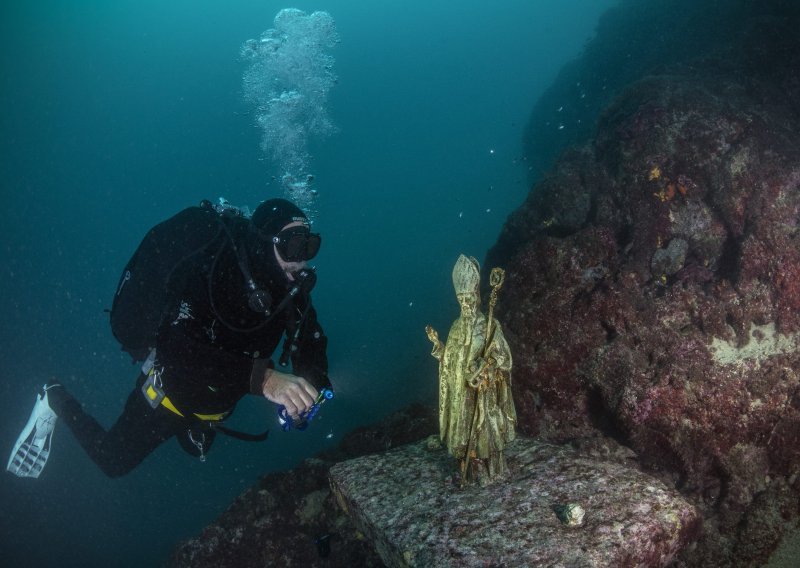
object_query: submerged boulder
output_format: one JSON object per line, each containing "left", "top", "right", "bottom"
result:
{"left": 487, "top": 7, "right": 800, "bottom": 567}
{"left": 168, "top": 405, "right": 437, "bottom": 567}
{"left": 330, "top": 435, "right": 700, "bottom": 567}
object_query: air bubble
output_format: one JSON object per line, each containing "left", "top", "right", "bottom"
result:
{"left": 242, "top": 9, "right": 339, "bottom": 216}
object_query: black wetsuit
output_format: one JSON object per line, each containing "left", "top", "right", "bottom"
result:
{"left": 50, "top": 211, "right": 329, "bottom": 478}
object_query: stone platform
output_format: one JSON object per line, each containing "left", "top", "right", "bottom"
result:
{"left": 329, "top": 436, "right": 699, "bottom": 567}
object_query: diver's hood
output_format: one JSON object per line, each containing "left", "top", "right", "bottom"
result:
{"left": 245, "top": 222, "right": 291, "bottom": 295}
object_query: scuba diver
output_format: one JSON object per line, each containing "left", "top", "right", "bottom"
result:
{"left": 7, "top": 198, "right": 332, "bottom": 478}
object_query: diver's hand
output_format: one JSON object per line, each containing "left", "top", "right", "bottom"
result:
{"left": 261, "top": 370, "right": 318, "bottom": 419}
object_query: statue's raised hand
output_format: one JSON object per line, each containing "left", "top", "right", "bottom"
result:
{"left": 425, "top": 325, "right": 439, "bottom": 344}
{"left": 425, "top": 325, "right": 444, "bottom": 359}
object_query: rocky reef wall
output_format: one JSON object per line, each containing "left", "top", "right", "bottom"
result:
{"left": 522, "top": 0, "right": 798, "bottom": 181}
{"left": 488, "top": 3, "right": 800, "bottom": 565}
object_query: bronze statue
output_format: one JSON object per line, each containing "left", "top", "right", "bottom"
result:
{"left": 426, "top": 254, "right": 517, "bottom": 486}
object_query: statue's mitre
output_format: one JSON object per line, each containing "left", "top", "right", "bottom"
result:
{"left": 452, "top": 254, "right": 480, "bottom": 294}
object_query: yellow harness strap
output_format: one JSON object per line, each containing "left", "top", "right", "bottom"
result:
{"left": 144, "top": 384, "right": 228, "bottom": 421}
{"left": 193, "top": 409, "right": 228, "bottom": 421}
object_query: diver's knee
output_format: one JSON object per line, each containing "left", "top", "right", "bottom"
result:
{"left": 97, "top": 458, "right": 135, "bottom": 478}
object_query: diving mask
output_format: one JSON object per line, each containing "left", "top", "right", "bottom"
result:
{"left": 272, "top": 226, "right": 321, "bottom": 262}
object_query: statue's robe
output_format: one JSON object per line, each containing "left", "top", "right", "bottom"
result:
{"left": 437, "top": 313, "right": 517, "bottom": 479}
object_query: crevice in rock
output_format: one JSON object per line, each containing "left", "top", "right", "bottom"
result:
{"left": 586, "top": 386, "right": 630, "bottom": 446}
{"left": 717, "top": 234, "right": 743, "bottom": 284}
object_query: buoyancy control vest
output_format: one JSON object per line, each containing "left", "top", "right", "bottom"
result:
{"left": 109, "top": 203, "right": 226, "bottom": 361}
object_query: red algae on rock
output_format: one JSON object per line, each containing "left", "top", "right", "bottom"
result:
{"left": 486, "top": 12, "right": 800, "bottom": 567}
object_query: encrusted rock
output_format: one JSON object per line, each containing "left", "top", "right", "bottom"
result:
{"left": 168, "top": 404, "right": 437, "bottom": 568}
{"left": 486, "top": 3, "right": 800, "bottom": 565}
{"left": 554, "top": 503, "right": 586, "bottom": 527}
{"left": 330, "top": 436, "right": 699, "bottom": 567}
{"left": 650, "top": 238, "right": 688, "bottom": 277}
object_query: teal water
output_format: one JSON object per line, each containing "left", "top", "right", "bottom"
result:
{"left": 0, "top": 1, "right": 614, "bottom": 565}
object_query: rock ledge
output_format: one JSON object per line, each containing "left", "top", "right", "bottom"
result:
{"left": 330, "top": 436, "right": 700, "bottom": 567}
